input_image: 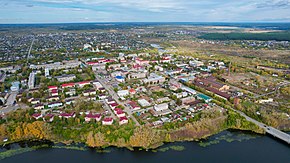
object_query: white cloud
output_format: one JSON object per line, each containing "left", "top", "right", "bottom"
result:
{"left": 1, "top": 0, "right": 290, "bottom": 23}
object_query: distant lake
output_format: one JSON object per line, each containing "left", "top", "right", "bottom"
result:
{"left": 1, "top": 130, "right": 289, "bottom": 163}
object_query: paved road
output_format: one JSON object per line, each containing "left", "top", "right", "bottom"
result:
{"left": 26, "top": 38, "right": 34, "bottom": 64}
{"left": 0, "top": 105, "right": 19, "bottom": 115}
{"left": 5, "top": 92, "right": 17, "bottom": 106}
{"left": 234, "top": 109, "right": 290, "bottom": 144}
{"left": 95, "top": 73, "right": 140, "bottom": 126}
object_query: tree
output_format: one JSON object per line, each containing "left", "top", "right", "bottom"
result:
{"left": 129, "top": 126, "right": 162, "bottom": 148}
{"left": 86, "top": 131, "right": 107, "bottom": 147}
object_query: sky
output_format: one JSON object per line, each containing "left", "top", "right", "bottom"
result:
{"left": 1, "top": 0, "right": 290, "bottom": 23}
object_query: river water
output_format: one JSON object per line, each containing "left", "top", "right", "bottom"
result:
{"left": 1, "top": 130, "right": 289, "bottom": 163}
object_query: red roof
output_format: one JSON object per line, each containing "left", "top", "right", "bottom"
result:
{"left": 87, "top": 61, "right": 99, "bottom": 65}
{"left": 110, "top": 103, "right": 118, "bottom": 107}
{"left": 51, "top": 89, "right": 58, "bottom": 93}
{"left": 61, "top": 83, "right": 75, "bottom": 87}
{"left": 32, "top": 113, "right": 41, "bottom": 118}
{"left": 103, "top": 117, "right": 113, "bottom": 122}
{"left": 48, "top": 86, "right": 58, "bottom": 89}
{"left": 129, "top": 88, "right": 136, "bottom": 93}
{"left": 120, "top": 116, "right": 128, "bottom": 121}
{"left": 128, "top": 101, "right": 139, "bottom": 108}
{"left": 45, "top": 114, "right": 54, "bottom": 118}
{"left": 60, "top": 112, "right": 75, "bottom": 117}
{"left": 114, "top": 108, "right": 124, "bottom": 114}
{"left": 86, "top": 113, "right": 101, "bottom": 119}
{"left": 78, "top": 81, "right": 90, "bottom": 85}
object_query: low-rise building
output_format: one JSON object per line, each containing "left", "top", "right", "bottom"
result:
{"left": 154, "top": 103, "right": 169, "bottom": 112}
{"left": 64, "top": 89, "right": 76, "bottom": 96}
{"left": 32, "top": 113, "right": 42, "bottom": 120}
{"left": 61, "top": 83, "right": 75, "bottom": 88}
{"left": 83, "top": 89, "right": 96, "bottom": 96}
{"left": 34, "top": 104, "right": 44, "bottom": 110}
{"left": 115, "top": 76, "right": 125, "bottom": 82}
{"left": 138, "top": 99, "right": 151, "bottom": 107}
{"left": 85, "top": 113, "right": 101, "bottom": 122}
{"left": 77, "top": 81, "right": 91, "bottom": 87}
{"left": 55, "top": 74, "right": 76, "bottom": 82}
{"left": 128, "top": 71, "right": 147, "bottom": 79}
{"left": 47, "top": 96, "right": 59, "bottom": 102}
{"left": 59, "top": 112, "right": 76, "bottom": 119}
{"left": 65, "top": 98, "right": 76, "bottom": 105}
{"left": 128, "top": 101, "right": 141, "bottom": 111}
{"left": 114, "top": 108, "right": 126, "bottom": 118}
{"left": 196, "top": 94, "right": 212, "bottom": 103}
{"left": 102, "top": 117, "right": 114, "bottom": 125}
{"left": 50, "top": 89, "right": 58, "bottom": 96}
{"left": 143, "top": 73, "right": 165, "bottom": 85}
{"left": 119, "top": 116, "right": 128, "bottom": 125}
{"left": 117, "top": 90, "right": 129, "bottom": 97}
{"left": 48, "top": 101, "right": 63, "bottom": 108}
{"left": 28, "top": 72, "right": 36, "bottom": 89}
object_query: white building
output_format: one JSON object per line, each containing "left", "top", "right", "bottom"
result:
{"left": 45, "top": 68, "right": 50, "bottom": 77}
{"left": 189, "top": 60, "right": 204, "bottom": 67}
{"left": 117, "top": 90, "right": 129, "bottom": 97}
{"left": 28, "top": 72, "right": 35, "bottom": 89}
{"left": 55, "top": 74, "right": 76, "bottom": 82}
{"left": 154, "top": 103, "right": 169, "bottom": 112}
{"left": 143, "top": 73, "right": 165, "bottom": 85}
{"left": 138, "top": 99, "right": 151, "bottom": 107}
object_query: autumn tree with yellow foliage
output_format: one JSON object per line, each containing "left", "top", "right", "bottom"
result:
{"left": 129, "top": 126, "right": 163, "bottom": 148}
{"left": 86, "top": 131, "right": 107, "bottom": 147}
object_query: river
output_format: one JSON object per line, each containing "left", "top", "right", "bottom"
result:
{"left": 1, "top": 130, "right": 289, "bottom": 163}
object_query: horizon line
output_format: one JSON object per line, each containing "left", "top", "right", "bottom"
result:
{"left": 1, "top": 21, "right": 290, "bottom": 25}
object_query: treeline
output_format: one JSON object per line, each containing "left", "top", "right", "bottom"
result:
{"left": 198, "top": 32, "right": 290, "bottom": 41}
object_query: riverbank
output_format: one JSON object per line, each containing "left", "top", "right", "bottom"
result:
{"left": 0, "top": 109, "right": 265, "bottom": 150}
{"left": 2, "top": 130, "right": 289, "bottom": 163}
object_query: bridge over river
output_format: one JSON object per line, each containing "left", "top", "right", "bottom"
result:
{"left": 234, "top": 109, "right": 290, "bottom": 144}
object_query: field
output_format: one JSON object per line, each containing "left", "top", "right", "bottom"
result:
{"left": 198, "top": 32, "right": 290, "bottom": 41}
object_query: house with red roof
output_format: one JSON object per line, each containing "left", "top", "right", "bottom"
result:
{"left": 44, "top": 114, "right": 54, "bottom": 122}
{"left": 114, "top": 108, "right": 126, "bottom": 118}
{"left": 87, "top": 61, "right": 99, "bottom": 66}
{"left": 77, "top": 81, "right": 91, "bottom": 87}
{"left": 102, "top": 117, "right": 114, "bottom": 125}
{"left": 105, "top": 97, "right": 115, "bottom": 104}
{"left": 61, "top": 83, "right": 75, "bottom": 89}
{"left": 48, "top": 86, "right": 58, "bottom": 90}
{"left": 109, "top": 103, "right": 118, "bottom": 109}
{"left": 135, "top": 58, "right": 150, "bottom": 65}
{"left": 85, "top": 113, "right": 101, "bottom": 122}
{"left": 50, "top": 89, "right": 58, "bottom": 96}
{"left": 98, "top": 94, "right": 107, "bottom": 100}
{"left": 129, "top": 88, "right": 136, "bottom": 95}
{"left": 119, "top": 116, "right": 128, "bottom": 125}
{"left": 59, "top": 112, "right": 76, "bottom": 119}
{"left": 128, "top": 101, "right": 141, "bottom": 111}
{"left": 132, "top": 64, "right": 143, "bottom": 70}
{"left": 32, "top": 113, "right": 42, "bottom": 120}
